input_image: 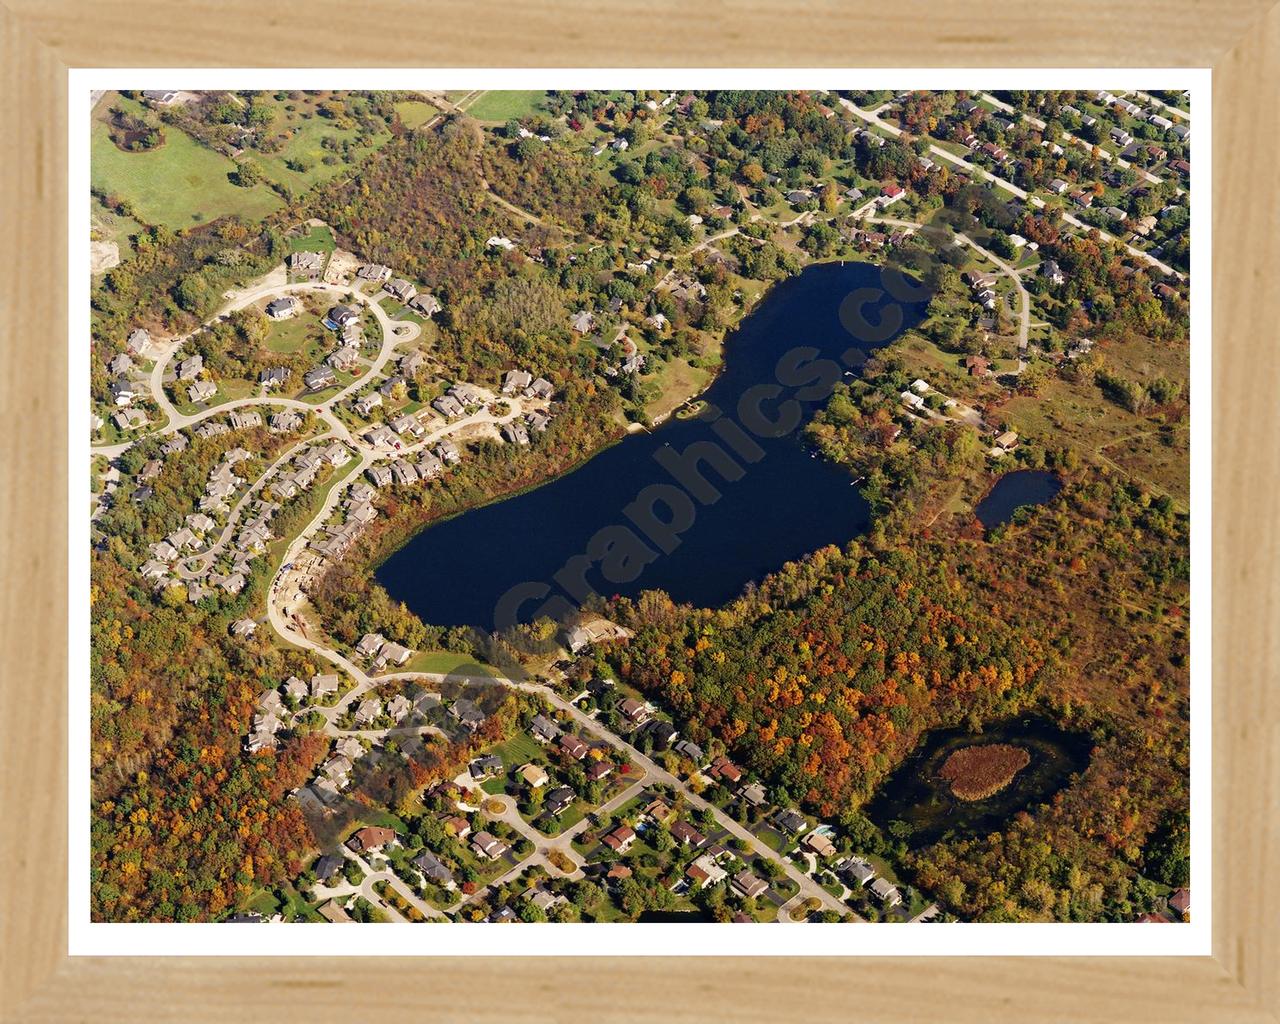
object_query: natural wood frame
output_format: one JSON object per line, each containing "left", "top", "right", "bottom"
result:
{"left": 2, "top": 3, "right": 1276, "bottom": 1020}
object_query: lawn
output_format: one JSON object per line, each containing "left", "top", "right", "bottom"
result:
{"left": 400, "top": 649, "right": 500, "bottom": 677}
{"left": 288, "top": 224, "right": 336, "bottom": 254}
{"left": 465, "top": 91, "right": 548, "bottom": 122}
{"left": 169, "top": 376, "right": 257, "bottom": 416}
{"left": 254, "top": 111, "right": 388, "bottom": 194}
{"left": 91, "top": 198, "right": 146, "bottom": 258}
{"left": 91, "top": 96, "right": 283, "bottom": 229}
{"left": 486, "top": 732, "right": 543, "bottom": 769}
{"left": 643, "top": 354, "right": 712, "bottom": 423}
{"left": 394, "top": 100, "right": 438, "bottom": 129}
{"left": 264, "top": 312, "right": 326, "bottom": 356}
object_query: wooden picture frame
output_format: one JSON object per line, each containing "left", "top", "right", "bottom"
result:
{"left": 2, "top": 2, "right": 1275, "bottom": 1019}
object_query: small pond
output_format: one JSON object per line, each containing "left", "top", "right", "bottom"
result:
{"left": 864, "top": 716, "right": 1092, "bottom": 849}
{"left": 974, "top": 469, "right": 1062, "bottom": 530}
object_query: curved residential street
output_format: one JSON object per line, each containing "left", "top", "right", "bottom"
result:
{"left": 93, "top": 275, "right": 418, "bottom": 460}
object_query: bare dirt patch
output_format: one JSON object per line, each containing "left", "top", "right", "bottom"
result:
{"left": 90, "top": 240, "right": 120, "bottom": 275}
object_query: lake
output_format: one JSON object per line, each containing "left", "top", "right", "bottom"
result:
{"left": 863, "top": 716, "right": 1092, "bottom": 849}
{"left": 974, "top": 469, "right": 1062, "bottom": 531}
{"left": 377, "top": 261, "right": 927, "bottom": 631}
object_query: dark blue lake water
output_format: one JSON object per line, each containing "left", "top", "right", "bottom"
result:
{"left": 974, "top": 469, "right": 1063, "bottom": 531}
{"left": 377, "top": 261, "right": 927, "bottom": 630}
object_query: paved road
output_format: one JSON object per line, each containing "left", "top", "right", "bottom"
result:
{"left": 175, "top": 432, "right": 336, "bottom": 579}
{"left": 388, "top": 671, "right": 854, "bottom": 919}
{"left": 839, "top": 98, "right": 1185, "bottom": 281}
{"left": 870, "top": 215, "right": 1031, "bottom": 372}
{"left": 311, "top": 847, "right": 446, "bottom": 921}
{"left": 978, "top": 92, "right": 1184, "bottom": 197}
{"left": 1131, "top": 90, "right": 1191, "bottom": 122}
{"left": 93, "top": 275, "right": 418, "bottom": 459}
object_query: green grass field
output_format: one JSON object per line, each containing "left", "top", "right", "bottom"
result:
{"left": 264, "top": 313, "right": 325, "bottom": 356}
{"left": 288, "top": 224, "right": 336, "bottom": 254}
{"left": 254, "top": 112, "right": 387, "bottom": 194}
{"left": 400, "top": 649, "right": 500, "bottom": 677}
{"left": 90, "top": 199, "right": 146, "bottom": 257}
{"left": 91, "top": 99, "right": 283, "bottom": 229}
{"left": 394, "top": 100, "right": 437, "bottom": 129}
{"left": 464, "top": 91, "right": 548, "bottom": 122}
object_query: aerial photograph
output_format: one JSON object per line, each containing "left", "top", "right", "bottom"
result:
{"left": 88, "top": 87, "right": 1192, "bottom": 928}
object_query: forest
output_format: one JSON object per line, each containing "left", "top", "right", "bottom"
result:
{"left": 606, "top": 464, "right": 1189, "bottom": 921}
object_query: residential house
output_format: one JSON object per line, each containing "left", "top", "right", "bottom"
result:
{"left": 176, "top": 354, "right": 204, "bottom": 380}
{"left": 186, "top": 378, "right": 216, "bottom": 404}
{"left": 617, "top": 698, "right": 651, "bottom": 727}
{"left": 1041, "top": 259, "right": 1065, "bottom": 285}
{"left": 671, "top": 821, "right": 706, "bottom": 848}
{"left": 529, "top": 714, "right": 560, "bottom": 743}
{"left": 290, "top": 251, "right": 324, "bottom": 274}
{"left": 444, "top": 815, "right": 472, "bottom": 839}
{"left": 326, "top": 305, "right": 359, "bottom": 328}
{"left": 408, "top": 293, "right": 441, "bottom": 317}
{"left": 878, "top": 183, "right": 905, "bottom": 207}
{"left": 400, "top": 351, "right": 426, "bottom": 379}
{"left": 503, "top": 369, "right": 533, "bottom": 395}
{"left": 354, "top": 698, "right": 382, "bottom": 726}
{"left": 385, "top": 279, "right": 416, "bottom": 303}
{"left": 519, "top": 763, "right": 549, "bottom": 789}
{"left": 708, "top": 756, "right": 743, "bottom": 785}
{"left": 269, "top": 410, "right": 302, "bottom": 433}
{"left": 357, "top": 264, "right": 392, "bottom": 283}
{"left": 841, "top": 858, "right": 876, "bottom": 888}
{"left": 347, "top": 826, "right": 396, "bottom": 855}
{"left": 304, "top": 366, "right": 337, "bottom": 392}
{"left": 125, "top": 327, "right": 155, "bottom": 357}
{"left": 470, "top": 753, "right": 503, "bottom": 780}
{"left": 110, "top": 378, "right": 138, "bottom": 406}
{"left": 353, "top": 393, "right": 382, "bottom": 417}
{"left": 378, "top": 642, "right": 412, "bottom": 667}
{"left": 644, "top": 719, "right": 678, "bottom": 749}
{"left": 602, "top": 825, "right": 636, "bottom": 854}
{"left": 449, "top": 698, "right": 486, "bottom": 733}
{"left": 389, "top": 413, "right": 424, "bottom": 438}
{"left": 560, "top": 734, "right": 589, "bottom": 760}
{"left": 802, "top": 830, "right": 838, "bottom": 859}
{"left": 229, "top": 409, "right": 262, "bottom": 430}
{"left": 526, "top": 377, "right": 554, "bottom": 400}
{"left": 773, "top": 809, "right": 808, "bottom": 836}
{"left": 311, "top": 673, "right": 340, "bottom": 700}
{"left": 543, "top": 786, "right": 574, "bottom": 817}
{"left": 413, "top": 850, "right": 454, "bottom": 887}
{"left": 869, "top": 877, "right": 902, "bottom": 907}
{"left": 994, "top": 430, "right": 1019, "bottom": 451}
{"left": 732, "top": 870, "right": 769, "bottom": 900}
{"left": 313, "top": 853, "right": 344, "bottom": 884}
{"left": 740, "top": 782, "right": 767, "bottom": 807}
{"left": 266, "top": 296, "right": 299, "bottom": 320}
{"left": 471, "top": 831, "right": 510, "bottom": 861}
{"left": 686, "top": 855, "right": 727, "bottom": 890}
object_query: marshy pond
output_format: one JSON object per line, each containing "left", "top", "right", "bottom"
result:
{"left": 864, "top": 716, "right": 1092, "bottom": 849}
